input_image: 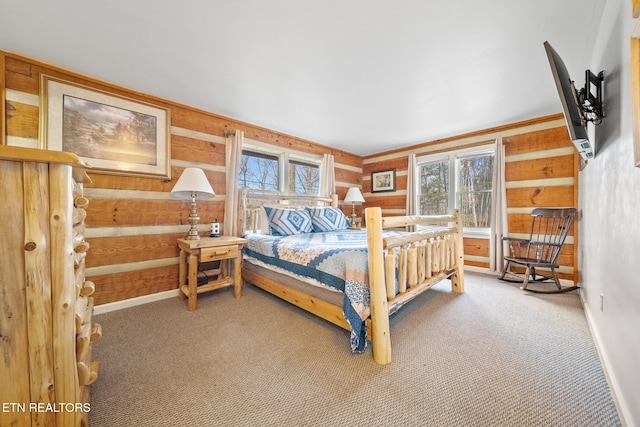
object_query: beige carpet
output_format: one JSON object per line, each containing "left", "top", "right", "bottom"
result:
{"left": 89, "top": 272, "right": 621, "bottom": 426}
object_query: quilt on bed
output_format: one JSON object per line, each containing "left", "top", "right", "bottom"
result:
{"left": 243, "top": 230, "right": 404, "bottom": 353}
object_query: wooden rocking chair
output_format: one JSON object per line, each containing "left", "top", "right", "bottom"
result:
{"left": 499, "top": 207, "right": 579, "bottom": 293}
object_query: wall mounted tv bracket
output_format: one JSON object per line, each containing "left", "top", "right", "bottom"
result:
{"left": 578, "top": 70, "right": 605, "bottom": 125}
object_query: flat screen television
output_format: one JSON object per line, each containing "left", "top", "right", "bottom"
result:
{"left": 543, "top": 41, "right": 594, "bottom": 160}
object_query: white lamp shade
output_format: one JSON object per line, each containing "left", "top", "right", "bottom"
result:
{"left": 171, "top": 168, "right": 215, "bottom": 200}
{"left": 344, "top": 187, "right": 365, "bottom": 203}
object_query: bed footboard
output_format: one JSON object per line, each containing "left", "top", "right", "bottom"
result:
{"left": 239, "top": 190, "right": 465, "bottom": 365}
{"left": 366, "top": 207, "right": 465, "bottom": 364}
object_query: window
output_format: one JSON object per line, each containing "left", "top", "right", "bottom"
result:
{"left": 418, "top": 157, "right": 450, "bottom": 216}
{"left": 238, "top": 142, "right": 320, "bottom": 195}
{"left": 416, "top": 144, "right": 495, "bottom": 234}
{"left": 456, "top": 152, "right": 494, "bottom": 229}
{"left": 289, "top": 160, "right": 319, "bottom": 195}
{"left": 239, "top": 150, "right": 279, "bottom": 191}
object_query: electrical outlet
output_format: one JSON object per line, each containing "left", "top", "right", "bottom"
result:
{"left": 600, "top": 293, "right": 604, "bottom": 312}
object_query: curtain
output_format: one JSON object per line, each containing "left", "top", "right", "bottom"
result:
{"left": 406, "top": 154, "right": 417, "bottom": 232}
{"left": 319, "top": 154, "right": 336, "bottom": 197}
{"left": 224, "top": 130, "right": 244, "bottom": 237}
{"left": 490, "top": 137, "right": 508, "bottom": 273}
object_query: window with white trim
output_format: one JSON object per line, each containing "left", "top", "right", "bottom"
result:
{"left": 238, "top": 141, "right": 320, "bottom": 195}
{"left": 239, "top": 150, "right": 279, "bottom": 191}
{"left": 289, "top": 159, "right": 320, "bottom": 194}
{"left": 416, "top": 144, "right": 495, "bottom": 235}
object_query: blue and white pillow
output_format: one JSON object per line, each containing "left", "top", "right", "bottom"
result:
{"left": 305, "top": 207, "right": 350, "bottom": 232}
{"left": 263, "top": 207, "right": 313, "bottom": 236}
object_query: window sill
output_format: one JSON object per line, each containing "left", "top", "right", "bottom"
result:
{"left": 462, "top": 231, "right": 490, "bottom": 240}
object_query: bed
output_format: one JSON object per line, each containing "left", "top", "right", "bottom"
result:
{"left": 239, "top": 190, "right": 464, "bottom": 364}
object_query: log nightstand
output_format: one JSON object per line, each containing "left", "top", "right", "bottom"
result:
{"left": 177, "top": 236, "right": 247, "bottom": 311}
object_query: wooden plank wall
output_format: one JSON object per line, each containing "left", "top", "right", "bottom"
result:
{"left": 363, "top": 116, "right": 579, "bottom": 283}
{"left": 1, "top": 51, "right": 363, "bottom": 305}
{"left": 2, "top": 50, "right": 580, "bottom": 306}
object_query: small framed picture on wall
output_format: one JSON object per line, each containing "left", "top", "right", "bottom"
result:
{"left": 371, "top": 168, "right": 396, "bottom": 193}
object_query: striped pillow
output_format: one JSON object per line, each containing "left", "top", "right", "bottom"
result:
{"left": 263, "top": 207, "right": 313, "bottom": 236}
{"left": 305, "top": 207, "right": 350, "bottom": 232}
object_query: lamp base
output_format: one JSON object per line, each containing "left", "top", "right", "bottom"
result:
{"left": 184, "top": 198, "right": 201, "bottom": 240}
{"left": 350, "top": 203, "right": 358, "bottom": 227}
{"left": 185, "top": 229, "right": 201, "bottom": 240}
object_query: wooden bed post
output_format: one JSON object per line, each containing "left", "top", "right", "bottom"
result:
{"left": 451, "top": 209, "right": 465, "bottom": 293}
{"left": 365, "top": 207, "right": 392, "bottom": 364}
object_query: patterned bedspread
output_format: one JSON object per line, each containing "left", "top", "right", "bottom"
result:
{"left": 243, "top": 230, "right": 404, "bottom": 353}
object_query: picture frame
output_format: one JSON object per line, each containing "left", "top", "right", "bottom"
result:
{"left": 40, "top": 75, "right": 171, "bottom": 178}
{"left": 371, "top": 168, "right": 396, "bottom": 193}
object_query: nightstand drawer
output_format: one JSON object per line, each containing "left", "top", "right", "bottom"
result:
{"left": 200, "top": 245, "right": 239, "bottom": 262}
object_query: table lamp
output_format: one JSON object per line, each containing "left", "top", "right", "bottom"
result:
{"left": 344, "top": 187, "right": 365, "bottom": 226}
{"left": 171, "top": 168, "right": 215, "bottom": 240}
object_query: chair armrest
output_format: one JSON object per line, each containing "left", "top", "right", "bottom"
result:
{"left": 502, "top": 237, "right": 530, "bottom": 258}
{"left": 502, "top": 237, "right": 528, "bottom": 243}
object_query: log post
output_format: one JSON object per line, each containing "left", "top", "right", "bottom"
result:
{"left": 448, "top": 237, "right": 455, "bottom": 269}
{"left": 49, "top": 164, "right": 78, "bottom": 427}
{"left": 419, "top": 242, "right": 427, "bottom": 283}
{"left": 426, "top": 239, "right": 432, "bottom": 278}
{"left": 22, "top": 162, "right": 56, "bottom": 426}
{"left": 398, "top": 246, "right": 407, "bottom": 294}
{"left": 365, "top": 207, "right": 391, "bottom": 364}
{"left": 385, "top": 250, "right": 396, "bottom": 301}
{"left": 451, "top": 209, "right": 465, "bottom": 293}
{"left": 444, "top": 237, "right": 450, "bottom": 269}
{"left": 407, "top": 243, "right": 418, "bottom": 287}
{"left": 433, "top": 238, "right": 440, "bottom": 273}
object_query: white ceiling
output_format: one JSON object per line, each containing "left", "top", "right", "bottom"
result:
{"left": 1, "top": 0, "right": 605, "bottom": 156}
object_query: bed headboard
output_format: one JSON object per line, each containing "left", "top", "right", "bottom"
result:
{"left": 239, "top": 189, "right": 338, "bottom": 234}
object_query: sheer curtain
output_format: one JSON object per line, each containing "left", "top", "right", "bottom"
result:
{"left": 406, "top": 154, "right": 417, "bottom": 231}
{"left": 224, "top": 130, "right": 244, "bottom": 237}
{"left": 490, "top": 137, "right": 508, "bottom": 273}
{"left": 319, "top": 154, "right": 336, "bottom": 197}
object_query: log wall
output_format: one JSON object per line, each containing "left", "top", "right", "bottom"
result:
{"left": 2, "top": 50, "right": 580, "bottom": 307}
{"left": 1, "top": 51, "right": 363, "bottom": 305}
{"left": 363, "top": 117, "right": 579, "bottom": 283}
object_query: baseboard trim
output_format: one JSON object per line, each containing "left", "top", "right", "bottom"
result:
{"left": 94, "top": 289, "right": 180, "bottom": 315}
{"left": 464, "top": 265, "right": 497, "bottom": 276}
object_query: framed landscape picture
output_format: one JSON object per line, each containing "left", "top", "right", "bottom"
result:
{"left": 40, "top": 75, "right": 171, "bottom": 178}
{"left": 371, "top": 168, "right": 396, "bottom": 193}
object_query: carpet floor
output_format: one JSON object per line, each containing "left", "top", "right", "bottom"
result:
{"left": 89, "top": 272, "right": 621, "bottom": 426}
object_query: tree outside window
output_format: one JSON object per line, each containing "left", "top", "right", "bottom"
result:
{"left": 418, "top": 159, "right": 449, "bottom": 215}
{"left": 238, "top": 149, "right": 320, "bottom": 195}
{"left": 238, "top": 150, "right": 279, "bottom": 191}
{"left": 289, "top": 160, "right": 319, "bottom": 195}
{"left": 456, "top": 153, "right": 494, "bottom": 229}
{"left": 417, "top": 145, "right": 494, "bottom": 233}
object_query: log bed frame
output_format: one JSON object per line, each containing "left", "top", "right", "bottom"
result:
{"left": 239, "top": 191, "right": 465, "bottom": 364}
